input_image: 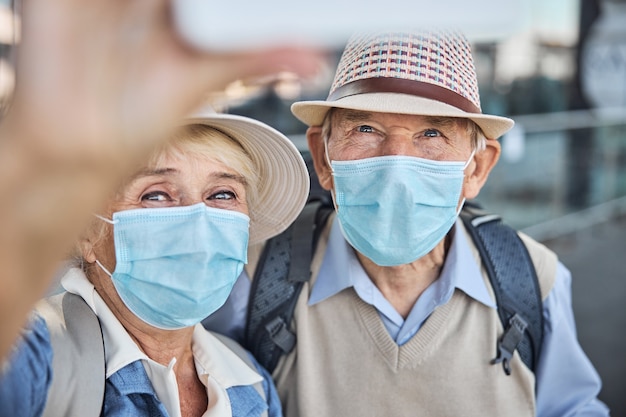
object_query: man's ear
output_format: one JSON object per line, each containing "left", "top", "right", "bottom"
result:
{"left": 463, "top": 138, "right": 501, "bottom": 200}
{"left": 306, "top": 126, "right": 334, "bottom": 191}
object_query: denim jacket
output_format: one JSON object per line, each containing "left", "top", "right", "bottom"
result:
{"left": 0, "top": 312, "right": 281, "bottom": 417}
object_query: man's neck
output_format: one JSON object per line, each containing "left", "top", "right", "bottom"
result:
{"left": 356, "top": 238, "right": 448, "bottom": 319}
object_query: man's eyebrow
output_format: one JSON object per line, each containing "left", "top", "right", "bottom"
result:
{"left": 423, "top": 116, "right": 457, "bottom": 130}
{"left": 341, "top": 110, "right": 373, "bottom": 123}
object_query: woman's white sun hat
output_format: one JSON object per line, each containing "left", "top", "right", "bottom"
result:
{"left": 291, "top": 30, "right": 514, "bottom": 139}
{"left": 185, "top": 108, "right": 310, "bottom": 244}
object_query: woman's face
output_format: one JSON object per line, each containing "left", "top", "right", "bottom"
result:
{"left": 82, "top": 143, "right": 252, "bottom": 327}
{"left": 89, "top": 149, "right": 250, "bottom": 272}
{"left": 112, "top": 151, "right": 250, "bottom": 216}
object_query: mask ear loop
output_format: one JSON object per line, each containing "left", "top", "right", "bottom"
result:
{"left": 95, "top": 259, "right": 113, "bottom": 277}
{"left": 93, "top": 214, "right": 116, "bottom": 225}
{"left": 456, "top": 148, "right": 477, "bottom": 216}
{"left": 463, "top": 149, "right": 476, "bottom": 170}
{"left": 92, "top": 214, "right": 117, "bottom": 277}
{"left": 323, "top": 135, "right": 339, "bottom": 212}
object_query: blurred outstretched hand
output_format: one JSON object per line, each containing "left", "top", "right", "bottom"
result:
{"left": 0, "top": 0, "right": 324, "bottom": 361}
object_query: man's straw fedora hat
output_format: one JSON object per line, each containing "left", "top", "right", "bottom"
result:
{"left": 292, "top": 30, "right": 514, "bottom": 139}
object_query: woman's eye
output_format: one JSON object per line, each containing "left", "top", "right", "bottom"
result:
{"left": 357, "top": 125, "right": 375, "bottom": 133}
{"left": 209, "top": 190, "right": 236, "bottom": 201}
{"left": 141, "top": 192, "right": 170, "bottom": 202}
{"left": 423, "top": 129, "right": 442, "bottom": 138}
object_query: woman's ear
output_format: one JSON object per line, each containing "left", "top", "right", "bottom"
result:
{"left": 79, "top": 238, "right": 97, "bottom": 264}
{"left": 306, "top": 126, "right": 334, "bottom": 191}
{"left": 463, "top": 138, "right": 501, "bottom": 200}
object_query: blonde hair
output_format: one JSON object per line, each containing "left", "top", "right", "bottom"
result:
{"left": 150, "top": 124, "right": 260, "bottom": 208}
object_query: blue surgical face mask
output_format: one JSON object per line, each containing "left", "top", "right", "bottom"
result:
{"left": 95, "top": 203, "right": 249, "bottom": 330}
{"left": 329, "top": 152, "right": 473, "bottom": 267}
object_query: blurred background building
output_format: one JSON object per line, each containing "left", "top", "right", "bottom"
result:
{"left": 0, "top": 0, "right": 624, "bottom": 413}
{"left": 0, "top": 0, "right": 16, "bottom": 113}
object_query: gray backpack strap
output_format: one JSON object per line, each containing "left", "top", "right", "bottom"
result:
{"left": 36, "top": 292, "right": 105, "bottom": 417}
{"left": 212, "top": 332, "right": 268, "bottom": 417}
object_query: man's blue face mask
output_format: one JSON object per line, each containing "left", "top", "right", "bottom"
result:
{"left": 329, "top": 151, "right": 474, "bottom": 267}
{"left": 95, "top": 203, "right": 249, "bottom": 330}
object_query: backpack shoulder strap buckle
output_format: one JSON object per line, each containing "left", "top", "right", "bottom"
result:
{"left": 491, "top": 313, "right": 528, "bottom": 376}
{"left": 264, "top": 316, "right": 296, "bottom": 354}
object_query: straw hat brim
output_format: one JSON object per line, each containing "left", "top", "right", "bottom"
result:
{"left": 292, "top": 93, "right": 514, "bottom": 140}
{"left": 185, "top": 113, "right": 309, "bottom": 245}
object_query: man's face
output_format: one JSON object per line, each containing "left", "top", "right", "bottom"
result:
{"left": 326, "top": 109, "right": 474, "bottom": 163}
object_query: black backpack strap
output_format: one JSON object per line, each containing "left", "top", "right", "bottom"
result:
{"left": 460, "top": 202, "right": 544, "bottom": 375}
{"left": 244, "top": 199, "right": 332, "bottom": 373}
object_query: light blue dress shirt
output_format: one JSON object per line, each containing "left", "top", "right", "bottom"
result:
{"left": 206, "top": 216, "right": 610, "bottom": 416}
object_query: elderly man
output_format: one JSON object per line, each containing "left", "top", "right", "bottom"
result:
{"left": 207, "top": 30, "right": 609, "bottom": 417}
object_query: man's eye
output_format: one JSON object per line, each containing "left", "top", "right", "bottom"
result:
{"left": 357, "top": 125, "right": 374, "bottom": 133}
{"left": 424, "top": 129, "right": 441, "bottom": 137}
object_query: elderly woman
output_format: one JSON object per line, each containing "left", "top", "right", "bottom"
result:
{"left": 0, "top": 110, "right": 309, "bottom": 417}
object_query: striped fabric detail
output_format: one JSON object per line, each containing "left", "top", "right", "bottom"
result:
{"left": 329, "top": 30, "right": 482, "bottom": 111}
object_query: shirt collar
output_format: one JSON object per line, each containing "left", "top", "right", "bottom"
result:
{"left": 61, "top": 268, "right": 261, "bottom": 384}
{"left": 308, "top": 217, "right": 356, "bottom": 305}
{"left": 309, "top": 217, "right": 496, "bottom": 309}
{"left": 191, "top": 327, "right": 262, "bottom": 388}
{"left": 442, "top": 221, "right": 496, "bottom": 308}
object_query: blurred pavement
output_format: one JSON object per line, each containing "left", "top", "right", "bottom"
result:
{"left": 543, "top": 214, "right": 626, "bottom": 416}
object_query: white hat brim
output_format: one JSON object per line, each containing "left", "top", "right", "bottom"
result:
{"left": 292, "top": 93, "right": 514, "bottom": 139}
{"left": 185, "top": 113, "right": 309, "bottom": 244}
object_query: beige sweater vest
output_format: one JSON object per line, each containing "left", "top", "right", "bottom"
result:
{"left": 263, "top": 219, "right": 557, "bottom": 417}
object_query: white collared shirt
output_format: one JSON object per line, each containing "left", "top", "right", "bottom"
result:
{"left": 61, "top": 269, "right": 262, "bottom": 417}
